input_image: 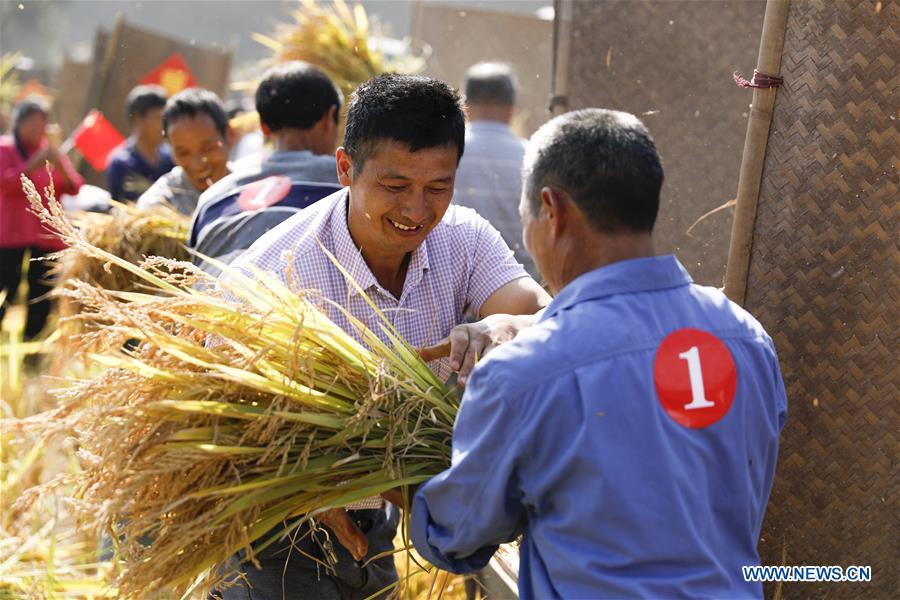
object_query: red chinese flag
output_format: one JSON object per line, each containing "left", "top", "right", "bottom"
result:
{"left": 140, "top": 53, "right": 197, "bottom": 96}
{"left": 72, "top": 110, "right": 126, "bottom": 171}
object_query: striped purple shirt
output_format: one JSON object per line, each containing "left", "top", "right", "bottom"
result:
{"left": 230, "top": 187, "right": 528, "bottom": 380}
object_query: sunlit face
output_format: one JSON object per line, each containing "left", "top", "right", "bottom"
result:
{"left": 16, "top": 111, "right": 48, "bottom": 148}
{"left": 168, "top": 114, "right": 229, "bottom": 192}
{"left": 339, "top": 141, "right": 458, "bottom": 259}
{"left": 136, "top": 106, "right": 165, "bottom": 147}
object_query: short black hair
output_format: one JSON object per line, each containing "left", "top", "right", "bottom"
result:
{"left": 343, "top": 74, "right": 466, "bottom": 173}
{"left": 464, "top": 62, "right": 518, "bottom": 106}
{"left": 126, "top": 85, "right": 168, "bottom": 120}
{"left": 255, "top": 61, "right": 342, "bottom": 132}
{"left": 163, "top": 88, "right": 229, "bottom": 138}
{"left": 524, "top": 109, "right": 664, "bottom": 233}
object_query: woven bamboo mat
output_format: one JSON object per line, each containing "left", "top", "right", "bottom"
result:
{"left": 739, "top": 1, "right": 899, "bottom": 597}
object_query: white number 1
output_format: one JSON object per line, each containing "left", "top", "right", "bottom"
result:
{"left": 678, "top": 346, "right": 715, "bottom": 410}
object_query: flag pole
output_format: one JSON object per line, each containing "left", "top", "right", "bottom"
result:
{"left": 58, "top": 135, "right": 76, "bottom": 156}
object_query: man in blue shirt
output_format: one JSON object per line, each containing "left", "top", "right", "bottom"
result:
{"left": 105, "top": 85, "right": 174, "bottom": 201}
{"left": 408, "top": 108, "right": 788, "bottom": 598}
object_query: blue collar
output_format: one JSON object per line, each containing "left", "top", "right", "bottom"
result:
{"left": 541, "top": 255, "right": 693, "bottom": 322}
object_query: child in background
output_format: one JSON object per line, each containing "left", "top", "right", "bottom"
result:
{"left": 105, "top": 85, "right": 173, "bottom": 202}
{"left": 137, "top": 88, "right": 230, "bottom": 217}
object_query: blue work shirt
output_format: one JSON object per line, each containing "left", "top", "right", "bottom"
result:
{"left": 105, "top": 137, "right": 174, "bottom": 202}
{"left": 410, "top": 255, "right": 787, "bottom": 599}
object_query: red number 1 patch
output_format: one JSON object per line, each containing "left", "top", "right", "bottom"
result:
{"left": 653, "top": 328, "right": 736, "bottom": 428}
{"left": 237, "top": 175, "right": 292, "bottom": 211}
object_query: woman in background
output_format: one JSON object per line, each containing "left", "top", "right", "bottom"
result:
{"left": 0, "top": 97, "right": 83, "bottom": 340}
{"left": 137, "top": 88, "right": 231, "bottom": 217}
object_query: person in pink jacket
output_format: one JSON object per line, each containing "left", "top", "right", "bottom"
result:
{"left": 0, "top": 97, "right": 83, "bottom": 340}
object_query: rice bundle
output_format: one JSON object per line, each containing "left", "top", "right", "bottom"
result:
{"left": 56, "top": 200, "right": 190, "bottom": 295}
{"left": 16, "top": 177, "right": 458, "bottom": 597}
{"left": 231, "top": 0, "right": 426, "bottom": 144}
{"left": 251, "top": 0, "right": 425, "bottom": 100}
{"left": 50, "top": 201, "right": 189, "bottom": 365}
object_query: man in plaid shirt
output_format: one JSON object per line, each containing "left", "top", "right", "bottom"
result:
{"left": 219, "top": 75, "right": 549, "bottom": 599}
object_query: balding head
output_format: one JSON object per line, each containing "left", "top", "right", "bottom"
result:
{"left": 465, "top": 62, "right": 518, "bottom": 106}
{"left": 464, "top": 62, "right": 519, "bottom": 123}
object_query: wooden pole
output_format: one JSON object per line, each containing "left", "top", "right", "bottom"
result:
{"left": 550, "top": 0, "right": 574, "bottom": 116}
{"left": 723, "top": 0, "right": 791, "bottom": 305}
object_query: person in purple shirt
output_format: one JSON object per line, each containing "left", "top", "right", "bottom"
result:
{"left": 216, "top": 75, "right": 550, "bottom": 599}
{"left": 408, "top": 109, "right": 788, "bottom": 598}
{"left": 105, "top": 85, "right": 174, "bottom": 201}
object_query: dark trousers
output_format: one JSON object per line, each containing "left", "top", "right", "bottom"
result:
{"left": 216, "top": 507, "right": 399, "bottom": 600}
{"left": 0, "top": 247, "right": 55, "bottom": 340}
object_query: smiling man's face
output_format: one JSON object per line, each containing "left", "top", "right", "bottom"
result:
{"left": 338, "top": 140, "right": 458, "bottom": 261}
{"left": 168, "top": 113, "right": 229, "bottom": 192}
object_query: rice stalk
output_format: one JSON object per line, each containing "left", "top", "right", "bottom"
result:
{"left": 1, "top": 302, "right": 113, "bottom": 599}
{"left": 12, "top": 174, "right": 460, "bottom": 598}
